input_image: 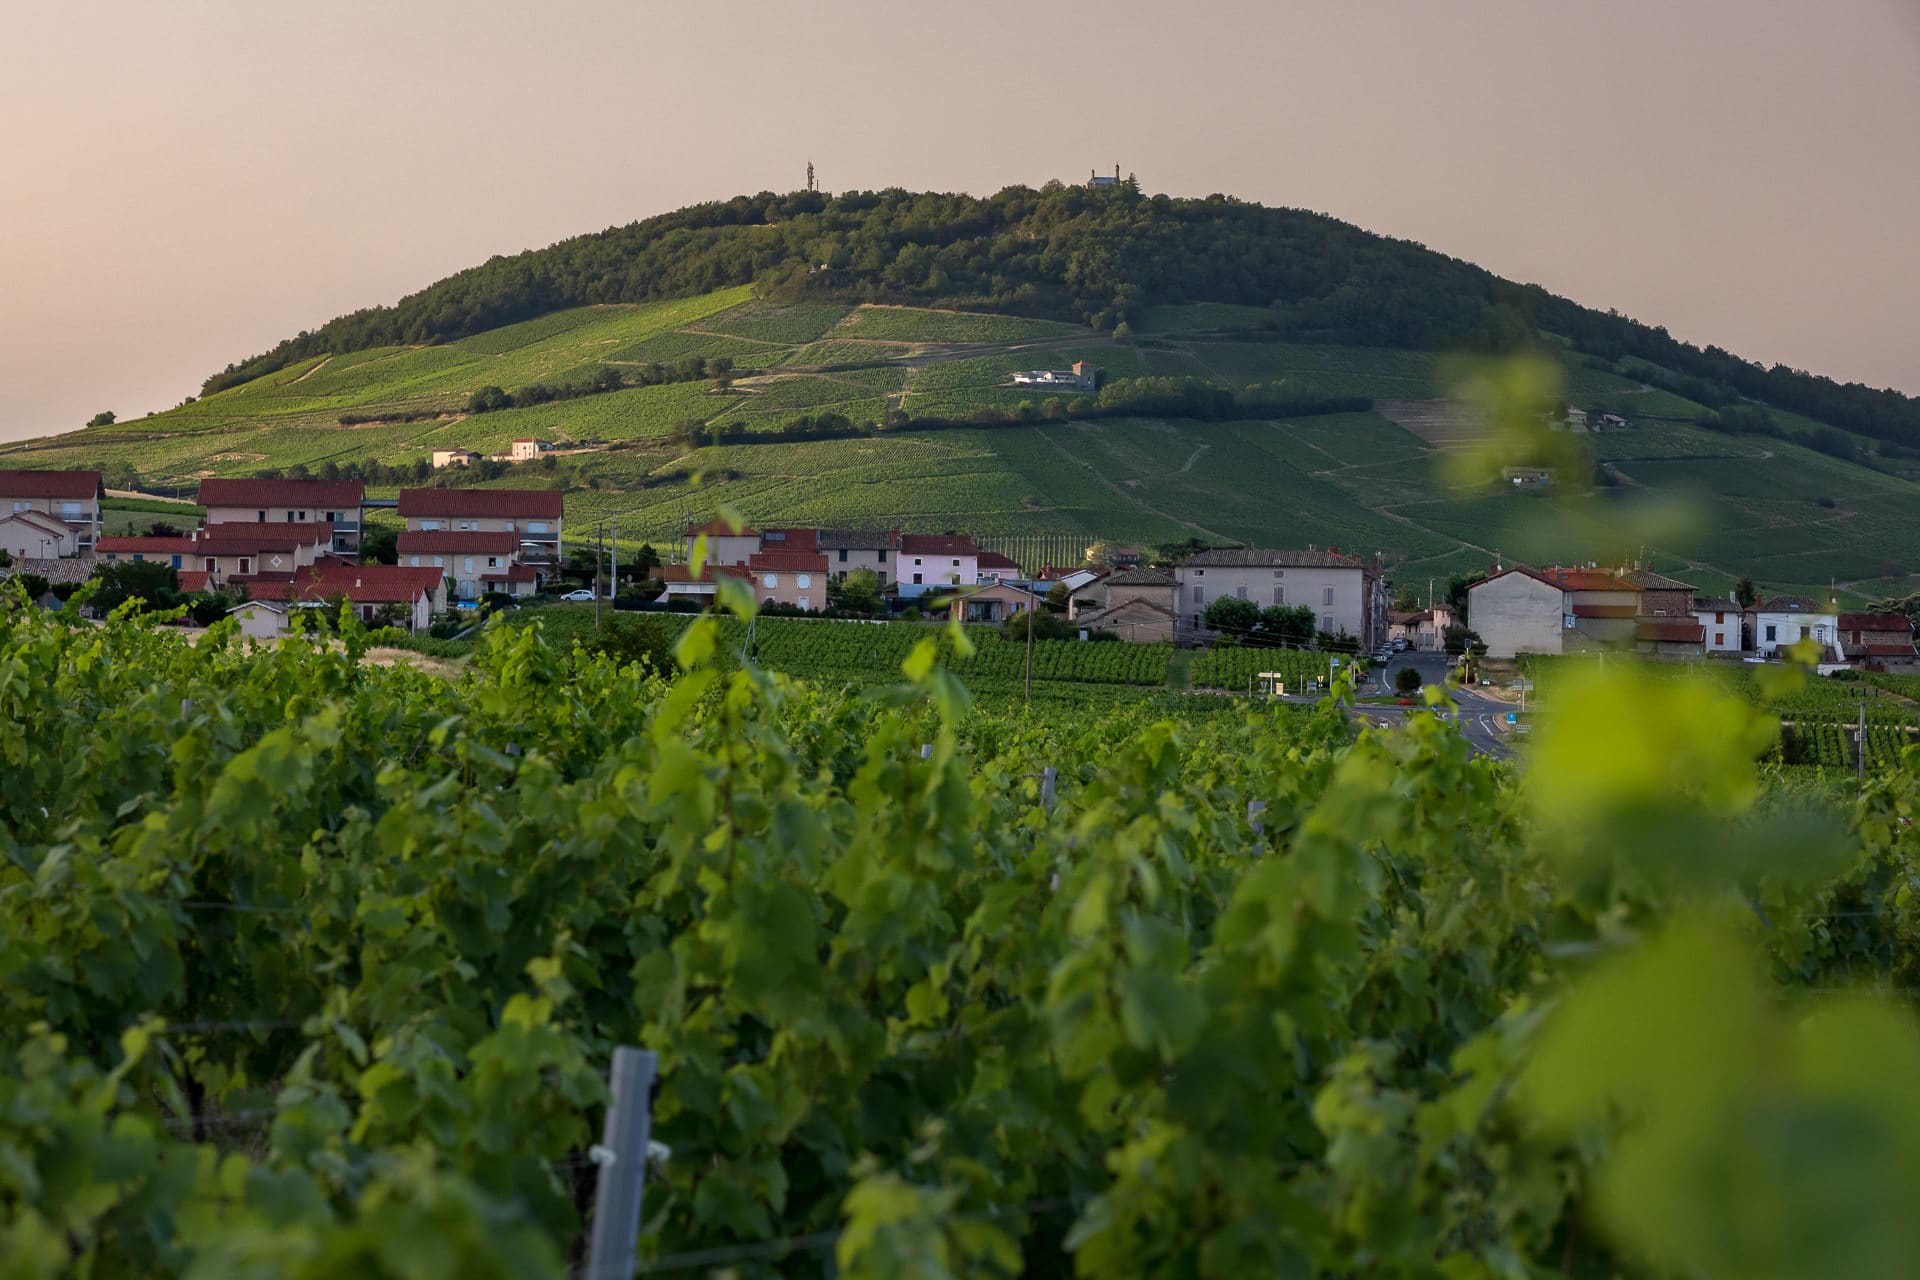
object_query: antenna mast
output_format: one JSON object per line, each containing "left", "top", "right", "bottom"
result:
{"left": 806, "top": 161, "right": 817, "bottom": 193}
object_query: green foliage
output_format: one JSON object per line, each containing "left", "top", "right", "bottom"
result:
{"left": 1395, "top": 665, "right": 1423, "bottom": 694}
{"left": 90, "top": 559, "right": 181, "bottom": 613}
{"left": 86, "top": 410, "right": 115, "bottom": 427}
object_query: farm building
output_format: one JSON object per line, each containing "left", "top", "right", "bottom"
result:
{"left": 1011, "top": 361, "right": 1096, "bottom": 391}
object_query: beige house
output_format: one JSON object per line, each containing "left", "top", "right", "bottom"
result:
{"left": 1466, "top": 569, "right": 1569, "bottom": 659}
{"left": 747, "top": 551, "right": 828, "bottom": 611}
{"left": 1073, "top": 567, "right": 1178, "bottom": 643}
{"left": 0, "top": 509, "right": 81, "bottom": 560}
{"left": 0, "top": 470, "right": 103, "bottom": 554}
{"left": 949, "top": 581, "right": 1042, "bottom": 624}
{"left": 399, "top": 488, "right": 564, "bottom": 574}
{"left": 686, "top": 519, "right": 762, "bottom": 569}
{"left": 1388, "top": 605, "right": 1455, "bottom": 652}
{"left": 818, "top": 528, "right": 900, "bottom": 585}
{"left": 397, "top": 530, "right": 530, "bottom": 600}
{"left": 509, "top": 438, "right": 549, "bottom": 462}
{"left": 196, "top": 478, "right": 366, "bottom": 555}
{"left": 431, "top": 449, "right": 479, "bottom": 469}
{"left": 1174, "top": 548, "right": 1384, "bottom": 648}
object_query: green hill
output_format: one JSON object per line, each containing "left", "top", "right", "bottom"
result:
{"left": 7, "top": 184, "right": 1920, "bottom": 601}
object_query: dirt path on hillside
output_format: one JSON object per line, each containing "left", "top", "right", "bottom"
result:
{"left": 291, "top": 356, "right": 334, "bottom": 384}
{"left": 1179, "top": 444, "right": 1209, "bottom": 472}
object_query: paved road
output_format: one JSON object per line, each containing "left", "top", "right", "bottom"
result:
{"left": 1354, "top": 649, "right": 1519, "bottom": 761}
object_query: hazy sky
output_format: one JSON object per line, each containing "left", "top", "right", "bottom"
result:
{"left": 3, "top": 0, "right": 1916, "bottom": 442}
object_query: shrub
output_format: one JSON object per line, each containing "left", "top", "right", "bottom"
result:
{"left": 1395, "top": 665, "right": 1423, "bottom": 695}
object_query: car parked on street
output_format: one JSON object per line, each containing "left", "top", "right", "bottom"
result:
{"left": 559, "top": 588, "right": 597, "bottom": 602}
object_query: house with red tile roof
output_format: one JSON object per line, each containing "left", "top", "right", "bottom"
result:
{"left": 746, "top": 550, "right": 831, "bottom": 611}
{"left": 398, "top": 488, "right": 564, "bottom": 573}
{"left": 396, "top": 530, "right": 533, "bottom": 599}
{"left": 657, "top": 561, "right": 753, "bottom": 607}
{"left": 1837, "top": 613, "right": 1917, "bottom": 665}
{"left": 1467, "top": 563, "right": 1701, "bottom": 659}
{"left": 0, "top": 508, "right": 85, "bottom": 560}
{"left": 196, "top": 478, "right": 365, "bottom": 556}
{"left": 684, "top": 518, "right": 762, "bottom": 568}
{"left": 245, "top": 564, "right": 448, "bottom": 631}
{"left": 0, "top": 470, "right": 103, "bottom": 553}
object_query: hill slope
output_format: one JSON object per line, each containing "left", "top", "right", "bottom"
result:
{"left": 7, "top": 187, "right": 1920, "bottom": 601}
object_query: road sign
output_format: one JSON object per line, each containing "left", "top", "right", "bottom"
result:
{"left": 1506, "top": 712, "right": 1517, "bottom": 725}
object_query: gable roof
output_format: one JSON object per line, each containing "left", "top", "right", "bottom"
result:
{"left": 1754, "top": 594, "right": 1826, "bottom": 613}
{"left": 1619, "top": 568, "right": 1697, "bottom": 592}
{"left": 976, "top": 551, "right": 1023, "bottom": 572}
{"left": 1, "top": 509, "right": 80, "bottom": 537}
{"left": 1179, "top": 547, "right": 1362, "bottom": 570}
{"left": 758, "top": 527, "right": 820, "bottom": 549}
{"left": 1534, "top": 567, "right": 1632, "bottom": 592}
{"left": 1838, "top": 612, "right": 1914, "bottom": 632}
{"left": 1636, "top": 621, "right": 1706, "bottom": 644}
{"left": 816, "top": 527, "right": 899, "bottom": 551}
{"left": 197, "top": 478, "right": 364, "bottom": 508}
{"left": 901, "top": 534, "right": 979, "bottom": 556}
{"left": 658, "top": 562, "right": 752, "bottom": 584}
{"left": 398, "top": 488, "right": 564, "bottom": 519}
{"left": 0, "top": 470, "right": 103, "bottom": 500}
{"left": 96, "top": 535, "right": 198, "bottom": 554}
{"left": 1081, "top": 595, "right": 1177, "bottom": 621}
{"left": 747, "top": 550, "right": 830, "bottom": 573}
{"left": 251, "top": 564, "right": 444, "bottom": 606}
{"left": 196, "top": 526, "right": 335, "bottom": 555}
{"left": 1103, "top": 566, "right": 1175, "bottom": 587}
{"left": 396, "top": 530, "right": 522, "bottom": 555}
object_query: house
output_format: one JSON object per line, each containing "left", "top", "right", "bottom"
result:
{"left": 758, "top": 527, "right": 820, "bottom": 552}
{"left": 0, "top": 509, "right": 82, "bottom": 560}
{"left": 1087, "top": 164, "right": 1124, "bottom": 189}
{"left": 1555, "top": 407, "right": 1589, "bottom": 433}
{"left": 817, "top": 528, "right": 900, "bottom": 585}
{"left": 1388, "top": 605, "right": 1455, "bottom": 652}
{"left": 746, "top": 550, "right": 829, "bottom": 611}
{"left": 245, "top": 564, "right": 448, "bottom": 632}
{"left": 1836, "top": 613, "right": 1917, "bottom": 665}
{"left": 1598, "top": 413, "right": 1630, "bottom": 430}
{"left": 196, "top": 478, "right": 365, "bottom": 555}
{"left": 658, "top": 562, "right": 751, "bottom": 606}
{"left": 1037, "top": 566, "right": 1103, "bottom": 595}
{"left": 509, "top": 439, "right": 550, "bottom": 462}
{"left": 398, "top": 488, "right": 564, "bottom": 575}
{"left": 1502, "top": 466, "right": 1553, "bottom": 488}
{"left": 1467, "top": 569, "right": 1570, "bottom": 659}
{"left": 1010, "top": 360, "right": 1097, "bottom": 391}
{"left": 1619, "top": 568, "right": 1697, "bottom": 618}
{"left": 99, "top": 523, "right": 339, "bottom": 585}
{"left": 229, "top": 600, "right": 293, "bottom": 642}
{"left": 396, "top": 530, "right": 530, "bottom": 600}
{"left": 1634, "top": 619, "right": 1706, "bottom": 657}
{"left": 898, "top": 534, "right": 979, "bottom": 598}
{"left": 685, "top": 518, "right": 762, "bottom": 569}
{"left": 1174, "top": 548, "right": 1383, "bottom": 649}
{"left": 0, "top": 470, "right": 103, "bottom": 554}
{"left": 1072, "top": 567, "right": 1178, "bottom": 644}
{"left": 1692, "top": 597, "right": 1744, "bottom": 653}
{"left": 431, "top": 449, "right": 478, "bottom": 469}
{"left": 949, "top": 581, "right": 1043, "bottom": 625}
{"left": 1750, "top": 595, "right": 1839, "bottom": 659}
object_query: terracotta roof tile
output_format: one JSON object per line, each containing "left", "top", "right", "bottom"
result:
{"left": 0, "top": 470, "right": 102, "bottom": 499}
{"left": 398, "top": 487, "right": 564, "bottom": 519}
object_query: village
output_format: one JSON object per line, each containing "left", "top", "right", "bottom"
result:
{"left": 1, "top": 467, "right": 1915, "bottom": 672}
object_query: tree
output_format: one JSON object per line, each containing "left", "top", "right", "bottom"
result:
{"left": 1203, "top": 595, "right": 1260, "bottom": 638}
{"left": 631, "top": 542, "right": 662, "bottom": 577}
{"left": 1044, "top": 582, "right": 1072, "bottom": 614}
{"left": 466, "top": 386, "right": 513, "bottom": 413}
{"left": 708, "top": 355, "right": 736, "bottom": 393}
{"left": 91, "top": 560, "right": 180, "bottom": 613}
{"left": 1734, "top": 577, "right": 1758, "bottom": 609}
{"left": 828, "top": 568, "right": 884, "bottom": 616}
{"left": 1258, "top": 604, "right": 1315, "bottom": 648}
{"left": 145, "top": 521, "right": 184, "bottom": 538}
{"left": 1446, "top": 571, "right": 1488, "bottom": 618}
{"left": 86, "top": 411, "right": 115, "bottom": 427}
{"left": 361, "top": 526, "right": 400, "bottom": 565}
{"left": 1395, "top": 665, "right": 1423, "bottom": 695}
{"left": 1392, "top": 583, "right": 1421, "bottom": 612}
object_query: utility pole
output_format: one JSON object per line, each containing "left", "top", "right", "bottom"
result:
{"left": 610, "top": 514, "right": 619, "bottom": 604}
{"left": 1858, "top": 700, "right": 1867, "bottom": 786}
{"left": 1025, "top": 600, "right": 1035, "bottom": 702}
{"left": 594, "top": 524, "right": 604, "bottom": 629}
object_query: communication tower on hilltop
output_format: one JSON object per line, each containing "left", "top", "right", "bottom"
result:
{"left": 806, "top": 161, "right": 817, "bottom": 193}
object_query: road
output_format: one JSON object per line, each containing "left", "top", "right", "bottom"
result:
{"left": 1354, "top": 649, "right": 1518, "bottom": 761}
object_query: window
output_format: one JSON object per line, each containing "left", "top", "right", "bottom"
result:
{"left": 1273, "top": 569, "right": 1284, "bottom": 578}
{"left": 1194, "top": 568, "right": 1204, "bottom": 576}
{"left": 912, "top": 572, "right": 923, "bottom": 585}
{"left": 527, "top": 521, "right": 547, "bottom": 534}
{"left": 325, "top": 511, "right": 337, "bottom": 523}
{"left": 1322, "top": 614, "right": 1335, "bottom": 632}
{"left": 1192, "top": 586, "right": 1204, "bottom": 605}
{"left": 409, "top": 556, "right": 420, "bottom": 567}
{"left": 877, "top": 549, "right": 887, "bottom": 562}
{"left": 763, "top": 573, "right": 779, "bottom": 589}
{"left": 298, "top": 511, "right": 308, "bottom": 521}
{"left": 432, "top": 556, "right": 443, "bottom": 568}
{"left": 796, "top": 573, "right": 811, "bottom": 589}
{"left": 487, "top": 556, "right": 499, "bottom": 568}
{"left": 206, "top": 558, "right": 218, "bottom": 573}
{"left": 838, "top": 549, "right": 848, "bottom": 562}
{"left": 239, "top": 558, "right": 251, "bottom": 574}
{"left": 950, "top": 559, "right": 959, "bottom": 567}
{"left": 1235, "top": 585, "right": 1248, "bottom": 600}
{"left": 913, "top": 557, "right": 923, "bottom": 567}
{"left": 505, "top": 520, "right": 515, "bottom": 532}
{"left": 1715, "top": 611, "right": 1725, "bottom": 623}
{"left": 132, "top": 553, "right": 144, "bottom": 562}
{"left": 285, "top": 512, "right": 294, "bottom": 523}
{"left": 1273, "top": 587, "right": 1285, "bottom": 605}
{"left": 1714, "top": 632, "right": 1725, "bottom": 647}
{"left": 58, "top": 501, "right": 82, "bottom": 519}
{"left": 1765, "top": 624, "right": 1777, "bottom": 642}
{"left": 257, "top": 509, "right": 266, "bottom": 521}
{"left": 170, "top": 555, "right": 181, "bottom": 569}
{"left": 421, "top": 520, "right": 441, "bottom": 531}
{"left": 798, "top": 596, "right": 810, "bottom": 611}
{"left": 1323, "top": 587, "right": 1335, "bottom": 606}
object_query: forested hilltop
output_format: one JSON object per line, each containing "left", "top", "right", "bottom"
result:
{"left": 205, "top": 184, "right": 1920, "bottom": 449}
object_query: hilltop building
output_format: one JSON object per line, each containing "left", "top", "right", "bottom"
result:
{"left": 1011, "top": 360, "right": 1096, "bottom": 391}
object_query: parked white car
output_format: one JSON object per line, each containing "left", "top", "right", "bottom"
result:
{"left": 560, "top": 589, "right": 597, "bottom": 602}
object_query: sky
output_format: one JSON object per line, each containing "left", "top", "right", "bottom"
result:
{"left": 2, "top": 0, "right": 1916, "bottom": 442}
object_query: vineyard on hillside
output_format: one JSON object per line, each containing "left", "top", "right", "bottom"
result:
{"left": 7, "top": 593, "right": 1920, "bottom": 1277}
